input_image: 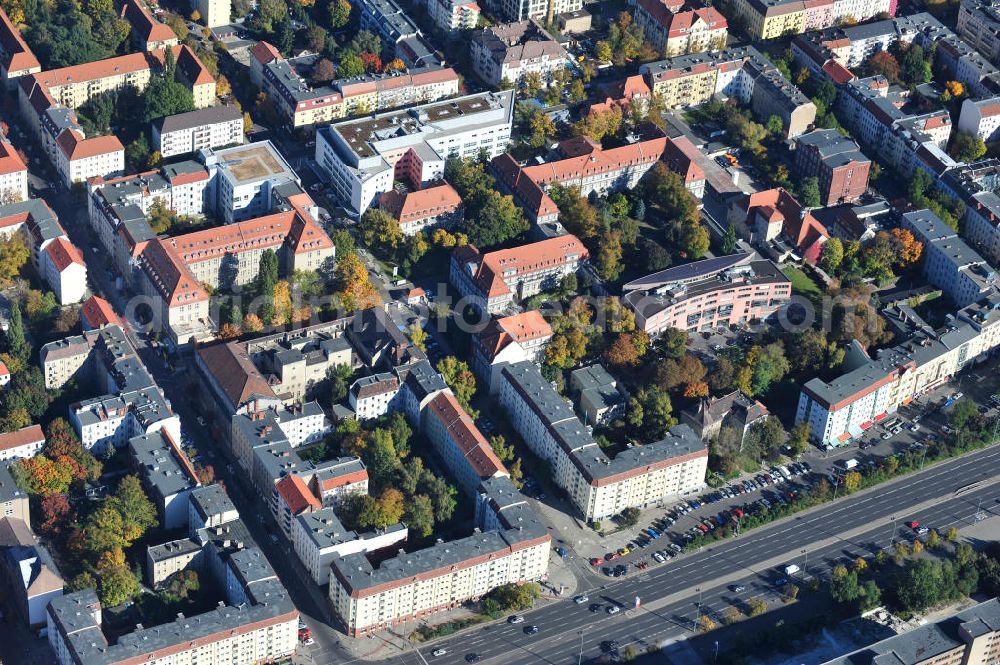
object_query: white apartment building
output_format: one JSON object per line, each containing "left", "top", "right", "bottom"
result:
{"left": 0, "top": 425, "right": 45, "bottom": 461}
{"left": 55, "top": 132, "right": 125, "bottom": 187}
{"left": 470, "top": 20, "right": 569, "bottom": 88}
{"left": 963, "top": 190, "right": 1000, "bottom": 265}
{"left": 292, "top": 508, "right": 407, "bottom": 584}
{"left": 349, "top": 373, "right": 402, "bottom": 421}
{"left": 0, "top": 136, "right": 27, "bottom": 202}
{"left": 315, "top": 90, "right": 514, "bottom": 214}
{"left": 498, "top": 361, "right": 708, "bottom": 520}
{"left": 427, "top": 0, "right": 481, "bottom": 32}
{"left": 471, "top": 309, "right": 553, "bottom": 393}
{"left": 205, "top": 142, "right": 300, "bottom": 223}
{"left": 329, "top": 526, "right": 550, "bottom": 636}
{"left": 487, "top": 0, "right": 581, "bottom": 24}
{"left": 797, "top": 294, "right": 1000, "bottom": 447}
{"left": 958, "top": 96, "right": 1000, "bottom": 143}
{"left": 41, "top": 238, "right": 87, "bottom": 304}
{"left": 152, "top": 106, "right": 243, "bottom": 159}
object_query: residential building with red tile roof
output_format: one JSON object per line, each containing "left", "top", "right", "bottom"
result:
{"left": 273, "top": 474, "right": 322, "bottom": 538}
{"left": 588, "top": 75, "right": 652, "bottom": 117}
{"left": 121, "top": 0, "right": 178, "bottom": 51}
{"left": 0, "top": 424, "right": 45, "bottom": 461}
{"left": 958, "top": 95, "right": 1000, "bottom": 144}
{"left": 472, "top": 310, "right": 553, "bottom": 393}
{"left": 489, "top": 153, "right": 560, "bottom": 225}
{"left": 470, "top": 19, "right": 569, "bottom": 87}
{"left": 379, "top": 182, "right": 462, "bottom": 235}
{"left": 424, "top": 391, "right": 508, "bottom": 496}
{"left": 727, "top": 187, "right": 829, "bottom": 264}
{"left": 42, "top": 236, "right": 87, "bottom": 304}
{"left": 0, "top": 359, "right": 9, "bottom": 386}
{"left": 450, "top": 235, "right": 588, "bottom": 314}
{"left": 635, "top": 0, "right": 728, "bottom": 56}
{"left": 0, "top": 7, "right": 40, "bottom": 89}
{"left": 0, "top": 135, "right": 28, "bottom": 202}
{"left": 80, "top": 296, "right": 122, "bottom": 331}
{"left": 661, "top": 135, "right": 707, "bottom": 198}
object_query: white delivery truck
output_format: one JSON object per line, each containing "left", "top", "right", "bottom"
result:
{"left": 836, "top": 458, "right": 858, "bottom": 471}
{"left": 784, "top": 564, "right": 800, "bottom": 576}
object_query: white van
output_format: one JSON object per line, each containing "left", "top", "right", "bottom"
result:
{"left": 783, "top": 564, "right": 800, "bottom": 576}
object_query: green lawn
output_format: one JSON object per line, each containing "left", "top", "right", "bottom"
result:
{"left": 782, "top": 265, "right": 823, "bottom": 303}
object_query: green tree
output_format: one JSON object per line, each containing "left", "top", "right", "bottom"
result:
{"left": 338, "top": 51, "right": 365, "bottom": 77}
{"left": 359, "top": 208, "right": 403, "bottom": 253}
{"left": 799, "top": 176, "right": 821, "bottom": 208}
{"left": 721, "top": 224, "right": 738, "bottom": 254}
{"left": 4, "top": 301, "right": 28, "bottom": 363}
{"left": 147, "top": 198, "right": 175, "bottom": 235}
{"left": 436, "top": 356, "right": 478, "bottom": 415}
{"left": 143, "top": 74, "right": 195, "bottom": 123}
{"left": 257, "top": 249, "right": 279, "bottom": 295}
{"left": 328, "top": 0, "right": 351, "bottom": 28}
{"left": 949, "top": 131, "right": 987, "bottom": 163}
{"left": 328, "top": 364, "right": 354, "bottom": 405}
{"left": 0, "top": 235, "right": 29, "bottom": 288}
{"left": 950, "top": 399, "right": 979, "bottom": 431}
{"left": 766, "top": 114, "right": 784, "bottom": 135}
{"left": 108, "top": 475, "right": 158, "bottom": 543}
{"left": 596, "top": 231, "right": 624, "bottom": 281}
{"left": 462, "top": 192, "right": 528, "bottom": 248}
{"left": 820, "top": 237, "right": 844, "bottom": 274}
{"left": 403, "top": 494, "right": 435, "bottom": 538}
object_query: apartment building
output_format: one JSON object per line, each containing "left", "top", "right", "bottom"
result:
{"left": 0, "top": 516, "right": 63, "bottom": 628}
{"left": 205, "top": 141, "right": 300, "bottom": 223}
{"left": 293, "top": 508, "right": 407, "bottom": 585}
{"left": 450, "top": 235, "right": 588, "bottom": 314}
{"left": 796, "top": 293, "right": 1000, "bottom": 447}
{"left": 682, "top": 390, "right": 770, "bottom": 445}
{"left": 958, "top": 0, "right": 1000, "bottom": 65}
{"left": 471, "top": 309, "right": 553, "bottom": 393}
{"left": 824, "top": 598, "right": 1000, "bottom": 665}
{"left": 316, "top": 90, "right": 514, "bottom": 214}
{"left": 902, "top": 209, "right": 996, "bottom": 307}
{"left": 958, "top": 96, "right": 1000, "bottom": 143}
{"left": 41, "top": 237, "right": 87, "bottom": 304}
{"left": 588, "top": 75, "right": 653, "bottom": 117}
{"left": 424, "top": 391, "right": 508, "bottom": 495}
{"left": 0, "top": 198, "right": 88, "bottom": 301}
{"left": 329, "top": 495, "right": 549, "bottom": 636}
{"left": 259, "top": 47, "right": 461, "bottom": 129}
{"left": 349, "top": 373, "right": 403, "bottom": 420}
{"left": 635, "top": 0, "right": 728, "bottom": 56}
{"left": 794, "top": 129, "right": 871, "bottom": 205}
{"left": 128, "top": 429, "right": 201, "bottom": 529}
{"left": 121, "top": 0, "right": 178, "bottom": 51}
{"left": 730, "top": 0, "right": 893, "bottom": 40}
{"left": 622, "top": 253, "right": 793, "bottom": 336}
{"left": 484, "top": 0, "right": 581, "bottom": 22}
{"left": 427, "top": 0, "right": 481, "bottom": 33}
{"left": 727, "top": 188, "right": 830, "bottom": 264}
{"left": 569, "top": 364, "right": 626, "bottom": 426}
{"left": 640, "top": 46, "right": 816, "bottom": 137}
{"left": 0, "top": 7, "right": 40, "bottom": 90}
{"left": 661, "top": 135, "right": 707, "bottom": 198}
{"left": 470, "top": 20, "right": 570, "bottom": 88}
{"left": 0, "top": 462, "right": 29, "bottom": 525}
{"left": 0, "top": 425, "right": 45, "bottom": 461}
{"left": 152, "top": 105, "right": 243, "bottom": 158}
{"left": 0, "top": 136, "right": 28, "bottom": 203}
{"left": 42, "top": 325, "right": 181, "bottom": 452}
{"left": 379, "top": 182, "right": 463, "bottom": 235}
{"left": 55, "top": 132, "right": 125, "bottom": 188}
{"left": 499, "top": 361, "right": 708, "bottom": 520}
{"left": 197, "top": 0, "right": 231, "bottom": 27}
{"left": 246, "top": 329, "right": 354, "bottom": 405}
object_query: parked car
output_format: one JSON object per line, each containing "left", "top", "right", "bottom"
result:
{"left": 607, "top": 605, "right": 621, "bottom": 615}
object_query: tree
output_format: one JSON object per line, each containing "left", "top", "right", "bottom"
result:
{"left": 96, "top": 548, "right": 139, "bottom": 607}
{"left": 899, "top": 43, "right": 931, "bottom": 85}
{"left": 143, "top": 74, "right": 195, "bottom": 123}
{"left": 721, "top": 224, "right": 738, "bottom": 254}
{"left": 39, "top": 494, "right": 73, "bottom": 536}
{"left": 359, "top": 208, "right": 403, "bottom": 252}
{"left": 866, "top": 51, "right": 900, "bottom": 84}
{"left": 843, "top": 470, "right": 862, "bottom": 492}
{"left": 307, "top": 25, "right": 327, "bottom": 53}
{"left": 327, "top": 0, "right": 351, "bottom": 28}
{"left": 549, "top": 185, "right": 599, "bottom": 240}
{"left": 338, "top": 51, "right": 365, "bottom": 78}
{"left": 375, "top": 488, "right": 405, "bottom": 527}
{"left": 928, "top": 529, "right": 940, "bottom": 548}
{"left": 489, "top": 434, "right": 515, "bottom": 462}
{"left": 951, "top": 399, "right": 979, "bottom": 430}
{"left": 697, "top": 614, "right": 717, "bottom": 632}
{"left": 800, "top": 176, "right": 821, "bottom": 208}
{"left": 436, "top": 356, "right": 477, "bottom": 415}
{"left": 108, "top": 475, "right": 158, "bottom": 544}
{"left": 0, "top": 234, "right": 28, "bottom": 287}
{"left": 944, "top": 80, "right": 964, "bottom": 98}
{"left": 335, "top": 253, "right": 380, "bottom": 312}
{"left": 605, "top": 332, "right": 645, "bottom": 368}
{"left": 722, "top": 606, "right": 742, "bottom": 625}
{"left": 311, "top": 57, "right": 335, "bottom": 84}
{"left": 256, "top": 249, "right": 279, "bottom": 296}
{"left": 747, "top": 596, "right": 767, "bottom": 617}
{"left": 820, "top": 237, "right": 844, "bottom": 274}
{"left": 788, "top": 422, "right": 810, "bottom": 456}
{"left": 488, "top": 582, "right": 540, "bottom": 611}
{"left": 147, "top": 198, "right": 174, "bottom": 235}
{"left": 949, "top": 131, "right": 987, "bottom": 163}
{"left": 766, "top": 114, "right": 784, "bottom": 136}
{"left": 887, "top": 228, "right": 923, "bottom": 266}
{"left": 403, "top": 494, "right": 434, "bottom": 537}
{"left": 462, "top": 192, "right": 528, "bottom": 248}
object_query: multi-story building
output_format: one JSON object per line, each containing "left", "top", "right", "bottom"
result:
{"left": 196, "top": 0, "right": 231, "bottom": 28}
{"left": 622, "top": 252, "right": 793, "bottom": 336}
{"left": 379, "top": 182, "right": 463, "bottom": 235}
{"left": 315, "top": 90, "right": 514, "bottom": 214}
{"left": 640, "top": 46, "right": 816, "bottom": 137}
{"left": 727, "top": 188, "right": 831, "bottom": 264}
{"left": 569, "top": 364, "right": 626, "bottom": 426}
{"left": 423, "top": 391, "right": 508, "bottom": 495}
{"left": 54, "top": 132, "right": 125, "bottom": 188}
{"left": 81, "top": 296, "right": 122, "bottom": 331}
{"left": 730, "top": 0, "right": 893, "bottom": 40}
{"left": 128, "top": 429, "right": 200, "bottom": 529}
{"left": 0, "top": 198, "right": 87, "bottom": 302}
{"left": 121, "top": 0, "right": 179, "bottom": 52}
{"left": 204, "top": 141, "right": 300, "bottom": 223}
{"left": 152, "top": 105, "right": 243, "bottom": 158}
{"left": 958, "top": 0, "right": 1000, "bottom": 65}
{"left": 0, "top": 516, "right": 63, "bottom": 628}
{"left": 661, "top": 135, "right": 707, "bottom": 199}
{"left": 499, "top": 361, "right": 708, "bottom": 520}
{"left": 634, "top": 0, "right": 728, "bottom": 56}
{"left": 471, "top": 310, "right": 553, "bottom": 393}
{"left": 450, "top": 235, "right": 588, "bottom": 314}
{"left": 42, "top": 325, "right": 181, "bottom": 451}
{"left": 427, "top": 0, "right": 481, "bottom": 33}
{"left": 796, "top": 292, "right": 1000, "bottom": 447}
{"left": 0, "top": 425, "right": 45, "bottom": 461}
{"left": 0, "top": 136, "right": 28, "bottom": 203}
{"left": 41, "top": 237, "right": 87, "bottom": 304}
{"left": 0, "top": 7, "right": 40, "bottom": 90}
{"left": 292, "top": 506, "right": 407, "bottom": 585}
{"left": 823, "top": 598, "right": 1000, "bottom": 665}
{"left": 794, "top": 129, "right": 871, "bottom": 205}
{"left": 470, "top": 20, "right": 569, "bottom": 88}
{"left": 902, "top": 208, "right": 996, "bottom": 308}
{"left": 0, "top": 462, "right": 30, "bottom": 525}
{"left": 349, "top": 372, "right": 402, "bottom": 420}
{"left": 259, "top": 47, "right": 461, "bottom": 129}
{"left": 682, "top": 390, "right": 770, "bottom": 446}
{"left": 958, "top": 96, "right": 1000, "bottom": 144}
{"left": 329, "top": 476, "right": 549, "bottom": 636}
{"left": 484, "top": 0, "right": 581, "bottom": 22}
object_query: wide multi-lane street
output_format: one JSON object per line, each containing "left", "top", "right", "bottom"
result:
{"left": 352, "top": 442, "right": 1000, "bottom": 665}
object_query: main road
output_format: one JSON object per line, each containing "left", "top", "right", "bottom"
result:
{"left": 345, "top": 442, "right": 1000, "bottom": 665}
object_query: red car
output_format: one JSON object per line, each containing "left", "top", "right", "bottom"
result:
{"left": 605, "top": 552, "right": 620, "bottom": 561}
{"left": 908, "top": 521, "right": 920, "bottom": 530}
{"left": 590, "top": 557, "right": 602, "bottom": 566}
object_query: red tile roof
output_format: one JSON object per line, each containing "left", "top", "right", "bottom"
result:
{"left": 661, "top": 135, "right": 705, "bottom": 185}
{"left": 0, "top": 7, "right": 39, "bottom": 73}
{"left": 275, "top": 474, "right": 321, "bottom": 515}
{"left": 489, "top": 153, "right": 559, "bottom": 222}
{"left": 455, "top": 235, "right": 589, "bottom": 298}
{"left": 821, "top": 60, "right": 855, "bottom": 85}
{"left": 476, "top": 310, "right": 552, "bottom": 362}
{"left": 121, "top": 0, "right": 177, "bottom": 45}
{"left": 55, "top": 131, "right": 124, "bottom": 161}
{"left": 379, "top": 182, "right": 462, "bottom": 225}
{"left": 0, "top": 360, "right": 8, "bottom": 376}
{"left": 197, "top": 342, "right": 277, "bottom": 409}
{"left": 522, "top": 136, "right": 667, "bottom": 186}
{"left": 426, "top": 392, "right": 507, "bottom": 481}
{"left": 251, "top": 41, "right": 282, "bottom": 66}
{"left": 0, "top": 424, "right": 44, "bottom": 453}
{"left": 80, "top": 296, "right": 121, "bottom": 330}
{"left": 44, "top": 237, "right": 84, "bottom": 272}
{"left": 0, "top": 138, "right": 26, "bottom": 177}
{"left": 740, "top": 188, "right": 829, "bottom": 260}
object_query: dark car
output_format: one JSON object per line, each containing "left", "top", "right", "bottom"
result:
{"left": 466, "top": 655, "right": 481, "bottom": 663}
{"left": 524, "top": 625, "right": 539, "bottom": 635}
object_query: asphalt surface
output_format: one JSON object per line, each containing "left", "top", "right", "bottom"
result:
{"left": 358, "top": 441, "right": 1000, "bottom": 665}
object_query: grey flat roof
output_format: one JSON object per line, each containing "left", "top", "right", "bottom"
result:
{"left": 157, "top": 106, "right": 242, "bottom": 134}
{"left": 147, "top": 537, "right": 202, "bottom": 563}
{"left": 191, "top": 484, "right": 236, "bottom": 521}
{"left": 128, "top": 430, "right": 198, "bottom": 500}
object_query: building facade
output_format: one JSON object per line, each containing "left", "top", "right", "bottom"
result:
{"left": 470, "top": 20, "right": 570, "bottom": 88}
{"left": 152, "top": 106, "right": 243, "bottom": 158}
